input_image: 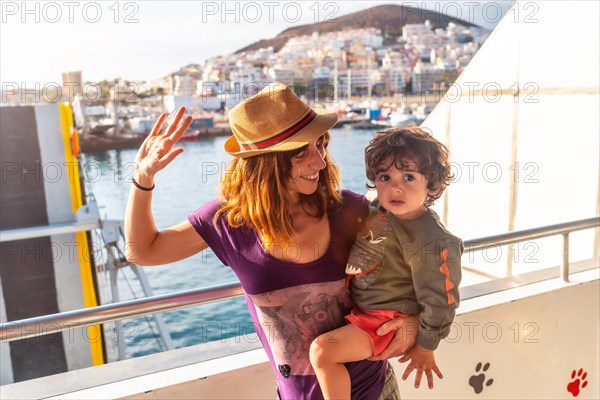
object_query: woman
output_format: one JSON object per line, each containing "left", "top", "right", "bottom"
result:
{"left": 125, "top": 82, "right": 418, "bottom": 399}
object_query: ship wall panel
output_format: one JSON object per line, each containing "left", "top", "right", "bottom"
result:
{"left": 34, "top": 105, "right": 92, "bottom": 370}
{"left": 0, "top": 283, "right": 14, "bottom": 384}
{"left": 0, "top": 106, "right": 68, "bottom": 382}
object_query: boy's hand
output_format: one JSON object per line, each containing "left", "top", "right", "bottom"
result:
{"left": 399, "top": 345, "right": 443, "bottom": 389}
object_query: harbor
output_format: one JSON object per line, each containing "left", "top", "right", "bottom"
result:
{"left": 74, "top": 92, "right": 439, "bottom": 153}
{"left": 77, "top": 127, "right": 232, "bottom": 153}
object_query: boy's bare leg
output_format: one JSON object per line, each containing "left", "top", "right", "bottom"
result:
{"left": 310, "top": 323, "right": 374, "bottom": 400}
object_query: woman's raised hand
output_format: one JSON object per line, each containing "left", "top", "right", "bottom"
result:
{"left": 134, "top": 107, "right": 193, "bottom": 184}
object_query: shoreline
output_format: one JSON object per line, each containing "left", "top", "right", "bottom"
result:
{"left": 79, "top": 127, "right": 232, "bottom": 154}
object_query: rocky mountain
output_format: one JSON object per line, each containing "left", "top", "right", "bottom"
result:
{"left": 235, "top": 4, "right": 480, "bottom": 53}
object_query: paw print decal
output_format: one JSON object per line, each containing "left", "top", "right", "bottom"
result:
{"left": 567, "top": 368, "right": 588, "bottom": 397}
{"left": 469, "top": 362, "right": 494, "bottom": 394}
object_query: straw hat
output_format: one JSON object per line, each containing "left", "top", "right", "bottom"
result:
{"left": 225, "top": 82, "right": 338, "bottom": 158}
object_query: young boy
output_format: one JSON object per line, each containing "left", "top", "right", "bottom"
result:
{"left": 310, "top": 126, "right": 463, "bottom": 399}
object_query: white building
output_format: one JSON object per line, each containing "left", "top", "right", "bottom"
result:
{"left": 402, "top": 23, "right": 432, "bottom": 41}
{"left": 312, "top": 66, "right": 331, "bottom": 80}
{"left": 267, "top": 68, "right": 295, "bottom": 85}
{"left": 380, "top": 67, "right": 408, "bottom": 94}
{"left": 172, "top": 75, "right": 197, "bottom": 96}
{"left": 412, "top": 61, "right": 456, "bottom": 93}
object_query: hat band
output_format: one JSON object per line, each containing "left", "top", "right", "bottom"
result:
{"left": 240, "top": 109, "right": 317, "bottom": 151}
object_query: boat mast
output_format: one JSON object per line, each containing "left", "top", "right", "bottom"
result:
{"left": 347, "top": 68, "right": 351, "bottom": 104}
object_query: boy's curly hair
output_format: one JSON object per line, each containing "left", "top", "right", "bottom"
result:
{"left": 365, "top": 126, "right": 453, "bottom": 207}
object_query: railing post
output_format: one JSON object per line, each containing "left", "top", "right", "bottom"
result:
{"left": 560, "top": 233, "right": 570, "bottom": 282}
{"left": 506, "top": 247, "right": 513, "bottom": 278}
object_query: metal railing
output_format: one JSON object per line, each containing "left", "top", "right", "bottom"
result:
{"left": 0, "top": 201, "right": 102, "bottom": 243}
{"left": 1, "top": 216, "right": 598, "bottom": 343}
{"left": 0, "top": 220, "right": 101, "bottom": 242}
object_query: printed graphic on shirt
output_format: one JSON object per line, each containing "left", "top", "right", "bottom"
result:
{"left": 439, "top": 248, "right": 456, "bottom": 305}
{"left": 346, "top": 211, "right": 392, "bottom": 289}
{"left": 249, "top": 280, "right": 353, "bottom": 376}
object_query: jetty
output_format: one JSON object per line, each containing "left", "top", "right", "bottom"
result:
{"left": 78, "top": 127, "right": 232, "bottom": 153}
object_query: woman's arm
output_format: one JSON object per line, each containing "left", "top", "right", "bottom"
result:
{"left": 124, "top": 107, "right": 208, "bottom": 265}
{"left": 124, "top": 218, "right": 208, "bottom": 266}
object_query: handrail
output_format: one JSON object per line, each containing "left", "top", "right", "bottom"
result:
{"left": 1, "top": 282, "right": 244, "bottom": 342}
{"left": 0, "top": 201, "right": 101, "bottom": 242}
{"left": 1, "top": 216, "right": 598, "bottom": 342}
{"left": 0, "top": 219, "right": 101, "bottom": 242}
{"left": 464, "top": 217, "right": 599, "bottom": 250}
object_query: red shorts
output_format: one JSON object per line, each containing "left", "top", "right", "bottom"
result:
{"left": 345, "top": 307, "right": 409, "bottom": 356}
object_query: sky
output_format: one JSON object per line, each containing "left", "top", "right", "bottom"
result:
{"left": 1, "top": 1, "right": 515, "bottom": 87}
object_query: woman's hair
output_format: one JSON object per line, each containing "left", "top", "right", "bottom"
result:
{"left": 215, "top": 133, "right": 342, "bottom": 248}
{"left": 365, "top": 126, "right": 453, "bottom": 207}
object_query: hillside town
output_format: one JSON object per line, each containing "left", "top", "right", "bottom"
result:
{"left": 139, "top": 21, "right": 489, "bottom": 110}
{"left": 2, "top": 19, "right": 489, "bottom": 147}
